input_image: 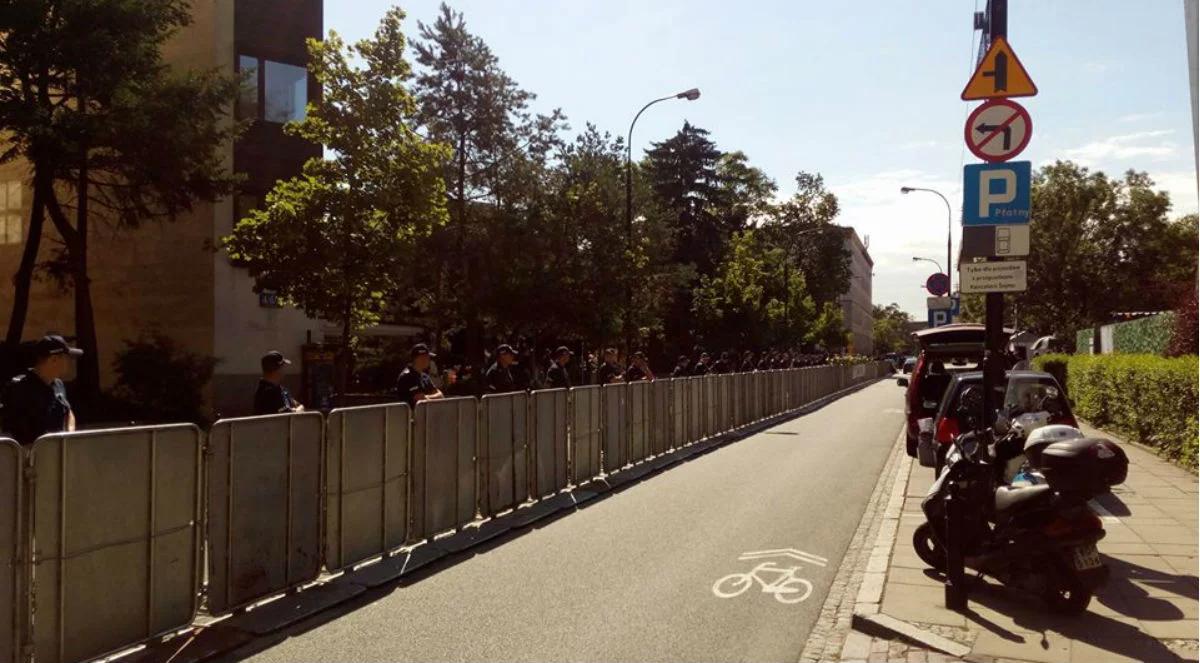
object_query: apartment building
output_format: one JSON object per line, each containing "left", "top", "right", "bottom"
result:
{"left": 839, "top": 228, "right": 874, "bottom": 356}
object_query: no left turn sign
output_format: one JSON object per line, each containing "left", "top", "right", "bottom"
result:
{"left": 964, "top": 99, "right": 1032, "bottom": 163}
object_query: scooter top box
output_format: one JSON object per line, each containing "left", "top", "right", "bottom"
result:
{"left": 1038, "top": 438, "right": 1128, "bottom": 495}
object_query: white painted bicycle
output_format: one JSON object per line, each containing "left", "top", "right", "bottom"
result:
{"left": 712, "top": 561, "right": 814, "bottom": 605}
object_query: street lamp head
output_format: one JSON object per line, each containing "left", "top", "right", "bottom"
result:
{"left": 900, "top": 186, "right": 914, "bottom": 194}
{"left": 911, "top": 256, "right": 921, "bottom": 262}
{"left": 677, "top": 88, "right": 701, "bottom": 101}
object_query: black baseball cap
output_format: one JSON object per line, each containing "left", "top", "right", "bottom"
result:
{"left": 261, "top": 350, "right": 291, "bottom": 371}
{"left": 411, "top": 343, "right": 436, "bottom": 358}
{"left": 496, "top": 344, "right": 515, "bottom": 356}
{"left": 35, "top": 335, "right": 83, "bottom": 358}
{"left": 553, "top": 346, "right": 573, "bottom": 357}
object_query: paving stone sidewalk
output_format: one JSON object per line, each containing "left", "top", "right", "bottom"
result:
{"left": 842, "top": 423, "right": 1199, "bottom": 663}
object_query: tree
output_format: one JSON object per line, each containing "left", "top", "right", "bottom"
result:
{"left": 223, "top": 8, "right": 449, "bottom": 392}
{"left": 765, "top": 172, "right": 850, "bottom": 306}
{"left": 0, "top": 0, "right": 241, "bottom": 407}
{"left": 411, "top": 3, "right": 565, "bottom": 364}
{"left": 643, "top": 121, "right": 726, "bottom": 276}
{"left": 872, "top": 303, "right": 912, "bottom": 354}
{"left": 810, "top": 301, "right": 848, "bottom": 352}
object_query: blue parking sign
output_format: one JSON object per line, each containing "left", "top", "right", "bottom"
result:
{"left": 928, "top": 309, "right": 952, "bottom": 328}
{"left": 962, "top": 161, "right": 1031, "bottom": 226}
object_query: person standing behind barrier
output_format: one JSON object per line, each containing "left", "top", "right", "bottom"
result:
{"left": 485, "top": 344, "right": 519, "bottom": 393}
{"left": 545, "top": 346, "right": 573, "bottom": 389}
{"left": 711, "top": 351, "right": 733, "bottom": 374}
{"left": 0, "top": 335, "right": 80, "bottom": 445}
{"left": 741, "top": 351, "right": 756, "bottom": 373}
{"left": 692, "top": 352, "right": 711, "bottom": 376}
{"left": 595, "top": 347, "right": 625, "bottom": 384}
{"left": 396, "top": 343, "right": 444, "bottom": 407}
{"left": 625, "top": 351, "right": 654, "bottom": 382}
{"left": 670, "top": 355, "right": 691, "bottom": 378}
{"left": 253, "top": 351, "right": 304, "bottom": 415}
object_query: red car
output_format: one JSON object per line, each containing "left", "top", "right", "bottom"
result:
{"left": 899, "top": 324, "right": 1012, "bottom": 457}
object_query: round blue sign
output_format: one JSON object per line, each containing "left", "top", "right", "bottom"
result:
{"left": 926, "top": 273, "right": 950, "bottom": 297}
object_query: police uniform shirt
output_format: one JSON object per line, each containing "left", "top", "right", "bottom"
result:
{"left": 671, "top": 364, "right": 690, "bottom": 378}
{"left": 691, "top": 362, "right": 710, "bottom": 376}
{"left": 253, "top": 379, "right": 296, "bottom": 415}
{"left": 0, "top": 370, "right": 70, "bottom": 445}
{"left": 485, "top": 362, "right": 517, "bottom": 393}
{"left": 711, "top": 359, "right": 729, "bottom": 374}
{"left": 546, "top": 362, "right": 571, "bottom": 389}
{"left": 741, "top": 360, "right": 757, "bottom": 372}
{"left": 596, "top": 362, "right": 623, "bottom": 384}
{"left": 396, "top": 366, "right": 437, "bottom": 406}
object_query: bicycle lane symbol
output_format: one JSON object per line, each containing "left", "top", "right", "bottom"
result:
{"left": 711, "top": 549, "right": 828, "bottom": 605}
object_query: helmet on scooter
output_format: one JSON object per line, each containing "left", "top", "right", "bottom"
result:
{"left": 1024, "top": 424, "right": 1085, "bottom": 465}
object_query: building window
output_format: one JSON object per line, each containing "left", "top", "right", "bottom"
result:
{"left": 237, "top": 55, "right": 307, "bottom": 124}
{"left": 1, "top": 181, "right": 22, "bottom": 245}
{"left": 237, "top": 55, "right": 259, "bottom": 120}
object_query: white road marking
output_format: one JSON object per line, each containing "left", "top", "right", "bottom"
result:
{"left": 737, "top": 548, "right": 828, "bottom": 567}
{"left": 712, "top": 548, "right": 828, "bottom": 605}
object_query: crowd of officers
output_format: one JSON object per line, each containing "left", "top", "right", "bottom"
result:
{"left": 0, "top": 334, "right": 833, "bottom": 445}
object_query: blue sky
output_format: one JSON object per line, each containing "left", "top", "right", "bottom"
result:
{"left": 328, "top": 1, "right": 1198, "bottom": 318}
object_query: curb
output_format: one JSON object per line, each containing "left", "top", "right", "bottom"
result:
{"left": 847, "top": 434, "right": 973, "bottom": 659}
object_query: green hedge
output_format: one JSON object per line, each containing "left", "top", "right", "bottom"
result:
{"left": 1034, "top": 353, "right": 1199, "bottom": 468}
{"left": 1112, "top": 313, "right": 1175, "bottom": 354}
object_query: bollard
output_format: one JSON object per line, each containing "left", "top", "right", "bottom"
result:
{"left": 943, "top": 480, "right": 968, "bottom": 610}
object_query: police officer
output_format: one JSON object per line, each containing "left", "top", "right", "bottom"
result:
{"left": 741, "top": 351, "right": 757, "bottom": 373}
{"left": 0, "top": 335, "right": 81, "bottom": 445}
{"left": 253, "top": 350, "right": 304, "bottom": 415}
{"left": 710, "top": 351, "right": 733, "bottom": 374}
{"left": 545, "top": 346, "right": 573, "bottom": 389}
{"left": 595, "top": 348, "right": 624, "bottom": 384}
{"left": 395, "top": 343, "right": 444, "bottom": 407}
{"left": 485, "top": 344, "right": 519, "bottom": 393}
{"left": 692, "top": 352, "right": 711, "bottom": 376}
{"left": 625, "top": 351, "right": 654, "bottom": 382}
{"left": 670, "top": 355, "right": 691, "bottom": 378}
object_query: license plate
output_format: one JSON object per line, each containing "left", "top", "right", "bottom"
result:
{"left": 1071, "top": 544, "right": 1102, "bottom": 570}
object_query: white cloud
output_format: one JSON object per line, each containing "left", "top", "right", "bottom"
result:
{"left": 1062, "top": 130, "right": 1178, "bottom": 165}
{"left": 1149, "top": 170, "right": 1200, "bottom": 216}
{"left": 1116, "top": 112, "right": 1164, "bottom": 124}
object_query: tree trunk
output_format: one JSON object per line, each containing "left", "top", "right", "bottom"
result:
{"left": 73, "top": 157, "right": 101, "bottom": 411}
{"left": 5, "top": 169, "right": 49, "bottom": 345}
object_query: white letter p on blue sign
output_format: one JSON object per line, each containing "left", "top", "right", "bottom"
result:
{"left": 962, "top": 161, "right": 1031, "bottom": 226}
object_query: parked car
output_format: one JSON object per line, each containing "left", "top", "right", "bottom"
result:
{"left": 920, "top": 370, "right": 1078, "bottom": 474}
{"left": 900, "top": 357, "right": 916, "bottom": 374}
{"left": 900, "top": 324, "right": 1011, "bottom": 457}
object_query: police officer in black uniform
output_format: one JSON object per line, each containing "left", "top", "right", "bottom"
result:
{"left": 253, "top": 351, "right": 304, "bottom": 415}
{"left": 545, "top": 346, "right": 573, "bottom": 389}
{"left": 670, "top": 355, "right": 691, "bottom": 378}
{"left": 692, "top": 352, "right": 711, "bottom": 376}
{"left": 741, "top": 351, "right": 757, "bottom": 373}
{"left": 624, "top": 351, "right": 654, "bottom": 382}
{"left": 0, "top": 335, "right": 81, "bottom": 445}
{"left": 485, "top": 344, "right": 519, "bottom": 393}
{"left": 395, "top": 343, "right": 444, "bottom": 407}
{"left": 595, "top": 348, "right": 624, "bottom": 384}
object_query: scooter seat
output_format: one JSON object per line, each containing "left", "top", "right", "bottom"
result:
{"left": 993, "top": 484, "right": 1054, "bottom": 513}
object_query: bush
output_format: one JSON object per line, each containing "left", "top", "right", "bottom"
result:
{"left": 108, "top": 334, "right": 219, "bottom": 426}
{"left": 1034, "top": 353, "right": 1199, "bottom": 468}
{"left": 1111, "top": 313, "right": 1174, "bottom": 354}
{"left": 1167, "top": 288, "right": 1198, "bottom": 357}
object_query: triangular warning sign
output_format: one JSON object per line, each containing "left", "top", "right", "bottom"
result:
{"left": 961, "top": 37, "right": 1038, "bottom": 101}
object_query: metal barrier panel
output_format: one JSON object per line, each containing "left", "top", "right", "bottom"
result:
{"left": 602, "top": 383, "right": 628, "bottom": 472}
{"left": 773, "top": 371, "right": 785, "bottom": 414}
{"left": 649, "top": 379, "right": 670, "bottom": 456}
{"left": 481, "top": 392, "right": 530, "bottom": 517}
{"left": 412, "top": 397, "right": 478, "bottom": 539}
{"left": 570, "top": 386, "right": 602, "bottom": 483}
{"left": 324, "top": 403, "right": 411, "bottom": 572}
{"left": 628, "top": 381, "right": 650, "bottom": 463}
{"left": 700, "top": 375, "right": 714, "bottom": 439}
{"left": 731, "top": 373, "right": 743, "bottom": 427}
{"left": 0, "top": 439, "right": 20, "bottom": 663}
{"left": 32, "top": 425, "right": 201, "bottom": 663}
{"left": 686, "top": 377, "right": 703, "bottom": 443}
{"left": 670, "top": 378, "right": 687, "bottom": 449}
{"left": 207, "top": 413, "right": 322, "bottom": 615}
{"left": 531, "top": 389, "right": 569, "bottom": 499}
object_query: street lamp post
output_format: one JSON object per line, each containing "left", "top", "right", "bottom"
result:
{"left": 912, "top": 255, "right": 944, "bottom": 277}
{"left": 624, "top": 88, "right": 700, "bottom": 347}
{"left": 900, "top": 186, "right": 954, "bottom": 297}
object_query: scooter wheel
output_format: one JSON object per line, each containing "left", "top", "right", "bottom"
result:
{"left": 1044, "top": 570, "right": 1092, "bottom": 615}
{"left": 913, "top": 522, "right": 946, "bottom": 572}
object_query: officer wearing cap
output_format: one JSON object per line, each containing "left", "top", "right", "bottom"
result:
{"left": 253, "top": 351, "right": 304, "bottom": 416}
{"left": 670, "top": 355, "right": 691, "bottom": 378}
{"left": 692, "top": 352, "right": 711, "bottom": 376}
{"left": 595, "top": 347, "right": 625, "bottom": 385}
{"left": 485, "top": 344, "right": 519, "bottom": 393}
{"left": 396, "top": 343, "right": 444, "bottom": 407}
{"left": 0, "top": 335, "right": 81, "bottom": 445}
{"left": 624, "top": 351, "right": 654, "bottom": 382}
{"left": 544, "top": 346, "right": 573, "bottom": 389}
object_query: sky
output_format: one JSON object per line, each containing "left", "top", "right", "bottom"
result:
{"left": 327, "top": 1, "right": 1198, "bottom": 319}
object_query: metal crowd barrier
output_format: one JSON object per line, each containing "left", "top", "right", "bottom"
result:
{"left": 570, "top": 386, "right": 602, "bottom": 483}
{"left": 480, "top": 392, "right": 529, "bottom": 516}
{"left": 324, "top": 403, "right": 412, "bottom": 572}
{"left": 207, "top": 413, "right": 323, "bottom": 614}
{"left": 0, "top": 439, "right": 19, "bottom": 663}
{"left": 411, "top": 397, "right": 477, "bottom": 540}
{"left": 601, "top": 383, "right": 627, "bottom": 472}
{"left": 628, "top": 381, "right": 650, "bottom": 464}
{"left": 32, "top": 425, "right": 202, "bottom": 663}
{"left": 531, "top": 389, "right": 569, "bottom": 499}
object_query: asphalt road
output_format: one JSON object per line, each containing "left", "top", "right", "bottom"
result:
{"left": 227, "top": 380, "right": 905, "bottom": 663}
